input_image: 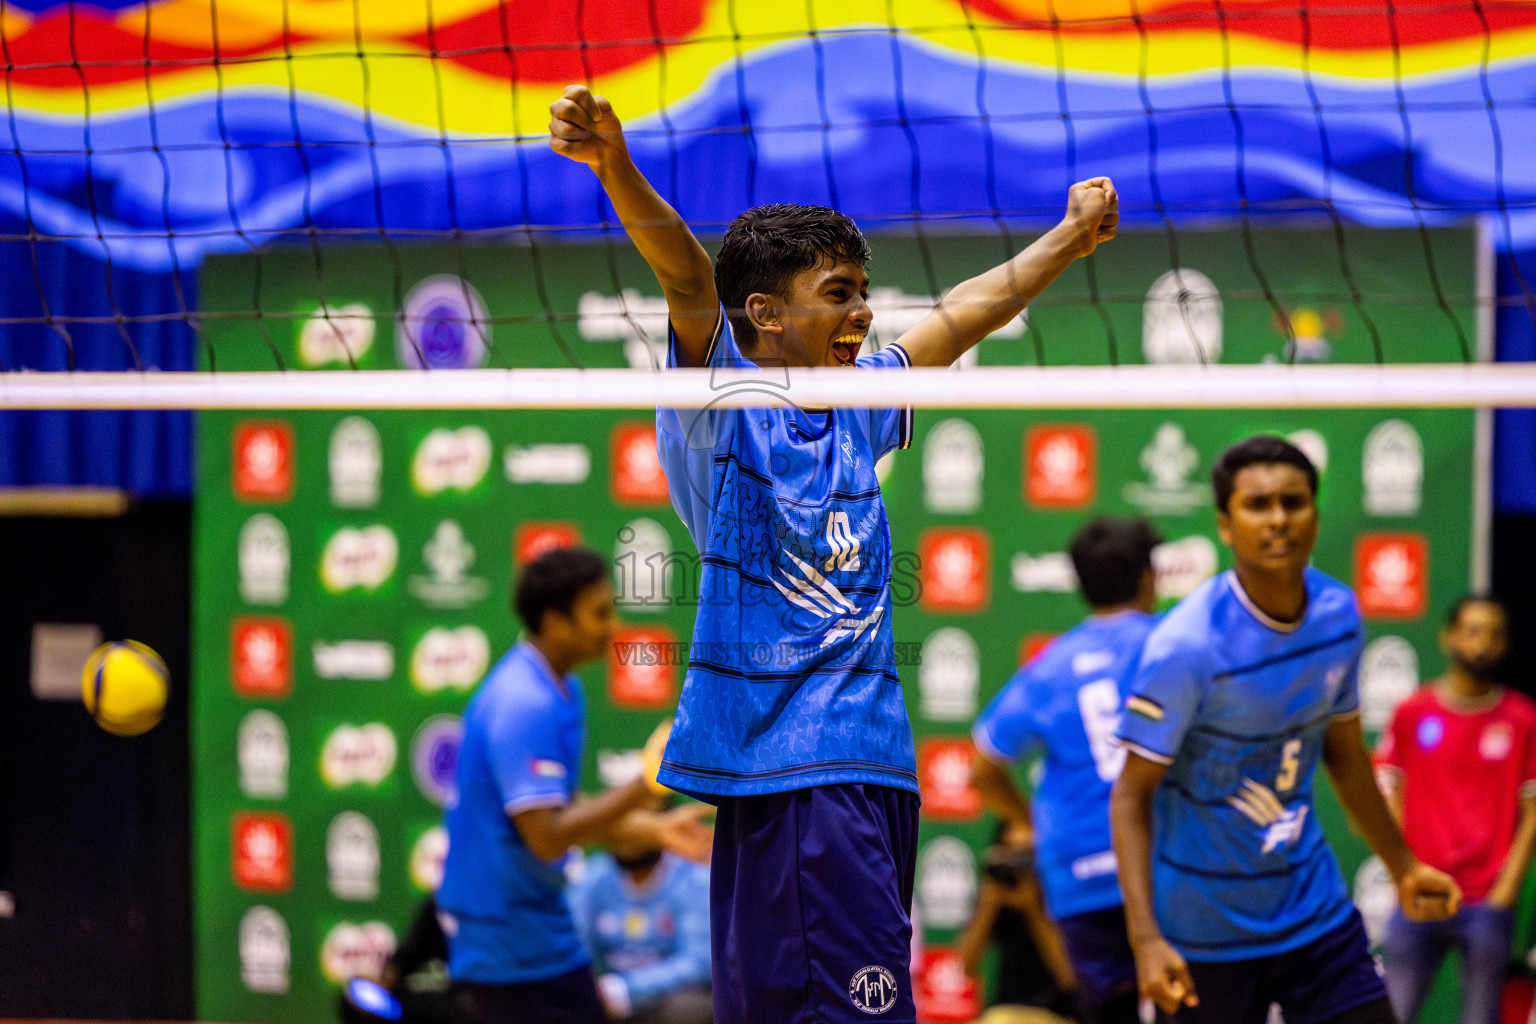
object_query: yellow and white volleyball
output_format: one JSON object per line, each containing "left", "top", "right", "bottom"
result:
{"left": 81, "top": 640, "right": 169, "bottom": 737}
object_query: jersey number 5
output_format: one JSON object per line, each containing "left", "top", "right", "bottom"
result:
{"left": 1275, "top": 738, "right": 1302, "bottom": 792}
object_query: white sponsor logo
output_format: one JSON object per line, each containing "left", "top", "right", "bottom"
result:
{"left": 1363, "top": 419, "right": 1423, "bottom": 516}
{"left": 1123, "top": 423, "right": 1207, "bottom": 514}
{"left": 577, "top": 289, "right": 670, "bottom": 369}
{"left": 313, "top": 640, "right": 395, "bottom": 681}
{"left": 329, "top": 416, "right": 382, "bottom": 509}
{"left": 923, "top": 418, "right": 984, "bottom": 515}
{"left": 320, "top": 921, "right": 396, "bottom": 984}
{"left": 1071, "top": 850, "right": 1118, "bottom": 881}
{"left": 919, "top": 628, "right": 980, "bottom": 722}
{"left": 849, "top": 965, "right": 901, "bottom": 1015}
{"left": 1227, "top": 778, "right": 1309, "bottom": 854}
{"left": 321, "top": 526, "right": 398, "bottom": 592}
{"left": 1288, "top": 429, "right": 1330, "bottom": 473}
{"left": 1360, "top": 636, "right": 1418, "bottom": 734}
{"left": 1143, "top": 268, "right": 1222, "bottom": 364}
{"left": 396, "top": 275, "right": 489, "bottom": 370}
{"left": 774, "top": 550, "right": 883, "bottom": 649}
{"left": 238, "top": 709, "right": 289, "bottom": 799}
{"left": 1011, "top": 551, "right": 1076, "bottom": 593}
{"left": 1073, "top": 651, "right": 1115, "bottom": 677}
{"left": 321, "top": 723, "right": 397, "bottom": 788}
{"left": 299, "top": 303, "right": 375, "bottom": 368}
{"left": 239, "top": 905, "right": 291, "bottom": 994}
{"left": 413, "top": 427, "right": 492, "bottom": 495}
{"left": 917, "top": 836, "right": 977, "bottom": 930}
{"left": 597, "top": 747, "right": 648, "bottom": 789}
{"left": 411, "top": 627, "right": 490, "bottom": 692}
{"left": 411, "top": 826, "right": 449, "bottom": 892}
{"left": 408, "top": 520, "right": 490, "bottom": 609}
{"left": 614, "top": 518, "right": 675, "bottom": 611}
{"left": 504, "top": 443, "right": 592, "bottom": 484}
{"left": 239, "top": 514, "right": 290, "bottom": 605}
{"left": 1152, "top": 535, "right": 1219, "bottom": 600}
{"left": 327, "top": 812, "right": 381, "bottom": 901}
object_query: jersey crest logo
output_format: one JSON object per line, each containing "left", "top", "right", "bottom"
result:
{"left": 849, "top": 965, "right": 899, "bottom": 1014}
{"left": 773, "top": 551, "right": 883, "bottom": 648}
{"left": 1227, "top": 778, "right": 1309, "bottom": 853}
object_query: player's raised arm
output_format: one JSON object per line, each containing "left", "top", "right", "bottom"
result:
{"left": 549, "top": 85, "right": 718, "bottom": 366}
{"left": 895, "top": 177, "right": 1118, "bottom": 368}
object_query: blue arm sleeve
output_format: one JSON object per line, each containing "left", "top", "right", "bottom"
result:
{"left": 618, "top": 862, "right": 713, "bottom": 1010}
{"left": 485, "top": 695, "right": 572, "bottom": 814}
{"left": 855, "top": 344, "right": 913, "bottom": 459}
{"left": 1115, "top": 628, "right": 1207, "bottom": 765}
{"left": 972, "top": 667, "right": 1042, "bottom": 765}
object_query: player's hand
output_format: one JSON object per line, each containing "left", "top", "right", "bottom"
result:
{"left": 1133, "top": 936, "right": 1198, "bottom": 1016}
{"left": 657, "top": 801, "right": 714, "bottom": 863}
{"left": 1397, "top": 860, "right": 1461, "bottom": 921}
{"left": 1062, "top": 176, "right": 1119, "bottom": 257}
{"left": 549, "top": 84, "right": 629, "bottom": 169}
{"left": 640, "top": 719, "right": 674, "bottom": 796}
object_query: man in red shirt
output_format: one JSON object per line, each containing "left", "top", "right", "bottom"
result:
{"left": 1375, "top": 595, "right": 1536, "bottom": 1024}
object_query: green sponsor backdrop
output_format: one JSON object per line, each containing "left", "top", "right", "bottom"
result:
{"left": 194, "top": 226, "right": 1488, "bottom": 1022}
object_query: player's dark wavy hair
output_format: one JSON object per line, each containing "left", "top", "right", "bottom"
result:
{"left": 1211, "top": 435, "right": 1318, "bottom": 512}
{"left": 514, "top": 545, "right": 608, "bottom": 634}
{"left": 715, "top": 204, "right": 871, "bottom": 346}
{"left": 1445, "top": 592, "right": 1506, "bottom": 628}
{"left": 1069, "top": 516, "right": 1163, "bottom": 608}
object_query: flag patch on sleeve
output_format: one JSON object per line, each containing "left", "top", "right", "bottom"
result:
{"left": 531, "top": 758, "right": 567, "bottom": 779}
{"left": 1125, "top": 695, "right": 1165, "bottom": 722}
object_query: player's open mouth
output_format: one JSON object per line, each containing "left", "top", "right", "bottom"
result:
{"left": 831, "top": 334, "right": 864, "bottom": 366}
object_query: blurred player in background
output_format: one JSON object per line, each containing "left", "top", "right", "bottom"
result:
{"left": 970, "top": 516, "right": 1161, "bottom": 1024}
{"left": 438, "top": 546, "right": 712, "bottom": 1024}
{"left": 550, "top": 84, "right": 1116, "bottom": 1024}
{"left": 1375, "top": 594, "right": 1536, "bottom": 1024}
{"left": 1111, "top": 435, "right": 1460, "bottom": 1024}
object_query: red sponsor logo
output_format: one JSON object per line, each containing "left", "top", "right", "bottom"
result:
{"left": 1024, "top": 423, "right": 1096, "bottom": 508}
{"left": 1019, "top": 633, "right": 1059, "bottom": 667}
{"left": 1355, "top": 533, "right": 1428, "bottom": 619}
{"left": 232, "top": 421, "right": 295, "bottom": 502}
{"left": 514, "top": 522, "right": 582, "bottom": 566}
{"left": 915, "top": 948, "right": 981, "bottom": 1023}
{"left": 920, "top": 529, "right": 991, "bottom": 613}
{"left": 918, "top": 739, "right": 983, "bottom": 820}
{"left": 609, "top": 625, "right": 679, "bottom": 709}
{"left": 232, "top": 812, "right": 293, "bottom": 892}
{"left": 610, "top": 423, "right": 670, "bottom": 505}
{"left": 231, "top": 616, "right": 292, "bottom": 698}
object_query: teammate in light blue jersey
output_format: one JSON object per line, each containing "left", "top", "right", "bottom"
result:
{"left": 972, "top": 516, "right": 1161, "bottom": 1024}
{"left": 550, "top": 84, "right": 1119, "bottom": 1024}
{"left": 1111, "top": 437, "right": 1460, "bottom": 1024}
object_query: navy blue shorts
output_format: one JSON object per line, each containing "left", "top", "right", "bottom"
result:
{"left": 1055, "top": 904, "right": 1138, "bottom": 1008}
{"left": 710, "top": 784, "right": 919, "bottom": 1024}
{"left": 1161, "top": 910, "right": 1391, "bottom": 1024}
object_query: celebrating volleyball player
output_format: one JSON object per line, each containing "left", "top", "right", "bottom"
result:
{"left": 550, "top": 84, "right": 1117, "bottom": 1024}
{"left": 1110, "top": 436, "right": 1461, "bottom": 1024}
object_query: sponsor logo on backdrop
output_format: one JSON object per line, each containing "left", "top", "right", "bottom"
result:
{"left": 396, "top": 275, "right": 489, "bottom": 370}
{"left": 576, "top": 288, "right": 670, "bottom": 370}
{"left": 232, "top": 616, "right": 293, "bottom": 697}
{"left": 917, "top": 836, "right": 977, "bottom": 929}
{"left": 239, "top": 514, "right": 290, "bottom": 605}
{"left": 329, "top": 416, "right": 382, "bottom": 509}
{"left": 597, "top": 747, "right": 648, "bottom": 789}
{"left": 919, "top": 628, "right": 980, "bottom": 722}
{"left": 1355, "top": 534, "right": 1428, "bottom": 619}
{"left": 321, "top": 526, "right": 398, "bottom": 592}
{"left": 504, "top": 443, "right": 592, "bottom": 484}
{"left": 238, "top": 709, "right": 289, "bottom": 799}
{"left": 299, "top": 302, "right": 375, "bottom": 368}
{"left": 1024, "top": 424, "right": 1096, "bottom": 508}
{"left": 411, "top": 826, "right": 449, "bottom": 892}
{"left": 1020, "top": 633, "right": 1058, "bottom": 667}
{"left": 918, "top": 739, "right": 983, "bottom": 820}
{"left": 515, "top": 521, "right": 582, "bottom": 566}
{"left": 411, "top": 715, "right": 463, "bottom": 806}
{"left": 320, "top": 921, "right": 396, "bottom": 984}
{"left": 1011, "top": 551, "right": 1075, "bottom": 593}
{"left": 614, "top": 518, "right": 675, "bottom": 610}
{"left": 1360, "top": 636, "right": 1419, "bottom": 733}
{"left": 239, "top": 905, "right": 291, "bottom": 994}
{"left": 1273, "top": 306, "right": 1340, "bottom": 364}
{"left": 923, "top": 418, "right": 984, "bottom": 514}
{"left": 611, "top": 423, "right": 670, "bottom": 505}
{"left": 413, "top": 427, "right": 492, "bottom": 495}
{"left": 1123, "top": 423, "right": 1207, "bottom": 514}
{"left": 321, "top": 723, "right": 397, "bottom": 788}
{"left": 1142, "top": 268, "right": 1223, "bottom": 364}
{"left": 233, "top": 422, "right": 295, "bottom": 502}
{"left": 1288, "top": 429, "right": 1330, "bottom": 473}
{"left": 920, "top": 529, "right": 990, "bottom": 613}
{"left": 314, "top": 640, "right": 395, "bottom": 681}
{"left": 408, "top": 520, "right": 490, "bottom": 608}
{"left": 916, "top": 949, "right": 980, "bottom": 1024}
{"left": 327, "top": 812, "right": 381, "bottom": 901}
{"left": 609, "top": 626, "right": 679, "bottom": 708}
{"left": 233, "top": 812, "right": 293, "bottom": 892}
{"left": 1363, "top": 420, "right": 1424, "bottom": 516}
{"left": 411, "top": 627, "right": 490, "bottom": 692}
{"left": 1152, "top": 535, "right": 1219, "bottom": 600}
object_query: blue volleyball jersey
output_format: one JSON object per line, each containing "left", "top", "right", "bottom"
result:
{"left": 655, "top": 313, "right": 916, "bottom": 798}
{"left": 973, "top": 611, "right": 1156, "bottom": 919}
{"left": 1115, "top": 568, "right": 1364, "bottom": 962}
{"left": 438, "top": 643, "right": 590, "bottom": 983}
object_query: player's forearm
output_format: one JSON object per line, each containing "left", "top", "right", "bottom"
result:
{"left": 1489, "top": 798, "right": 1536, "bottom": 905}
{"left": 1110, "top": 777, "right": 1164, "bottom": 948}
{"left": 532, "top": 778, "right": 653, "bottom": 858}
{"left": 971, "top": 751, "right": 1034, "bottom": 833}
{"left": 591, "top": 153, "right": 715, "bottom": 305}
{"left": 1324, "top": 723, "right": 1417, "bottom": 880}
